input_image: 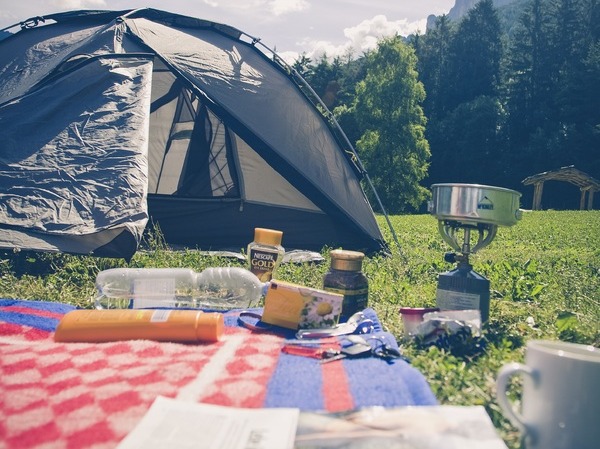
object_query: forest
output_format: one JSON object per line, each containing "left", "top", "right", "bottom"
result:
{"left": 293, "top": 0, "right": 600, "bottom": 213}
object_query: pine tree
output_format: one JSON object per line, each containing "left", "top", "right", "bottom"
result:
{"left": 505, "top": 0, "right": 555, "bottom": 171}
{"left": 447, "top": 0, "right": 503, "bottom": 109}
{"left": 412, "top": 14, "right": 454, "bottom": 120}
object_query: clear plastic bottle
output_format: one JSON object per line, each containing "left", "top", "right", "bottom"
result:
{"left": 94, "top": 267, "right": 267, "bottom": 310}
{"left": 247, "top": 228, "right": 284, "bottom": 282}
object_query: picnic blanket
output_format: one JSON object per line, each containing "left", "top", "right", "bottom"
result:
{"left": 0, "top": 299, "right": 437, "bottom": 449}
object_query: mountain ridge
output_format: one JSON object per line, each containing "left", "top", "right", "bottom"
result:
{"left": 428, "top": 0, "right": 527, "bottom": 30}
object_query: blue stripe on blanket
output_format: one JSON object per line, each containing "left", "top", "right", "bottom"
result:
{"left": 0, "top": 299, "right": 76, "bottom": 332}
{"left": 264, "top": 353, "right": 326, "bottom": 409}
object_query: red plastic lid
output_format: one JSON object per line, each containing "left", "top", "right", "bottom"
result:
{"left": 399, "top": 307, "right": 440, "bottom": 315}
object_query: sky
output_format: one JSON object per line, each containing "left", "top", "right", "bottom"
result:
{"left": 0, "top": 0, "right": 455, "bottom": 62}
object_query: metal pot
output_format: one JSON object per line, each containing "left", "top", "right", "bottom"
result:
{"left": 429, "top": 183, "right": 522, "bottom": 227}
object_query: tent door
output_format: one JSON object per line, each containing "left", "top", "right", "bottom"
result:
{"left": 148, "top": 63, "right": 241, "bottom": 201}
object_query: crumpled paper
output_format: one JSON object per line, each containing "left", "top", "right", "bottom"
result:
{"left": 412, "top": 310, "right": 487, "bottom": 358}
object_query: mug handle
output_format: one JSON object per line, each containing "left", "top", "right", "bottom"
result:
{"left": 496, "top": 362, "right": 535, "bottom": 433}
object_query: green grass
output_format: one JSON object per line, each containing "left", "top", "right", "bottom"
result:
{"left": 1, "top": 210, "right": 598, "bottom": 448}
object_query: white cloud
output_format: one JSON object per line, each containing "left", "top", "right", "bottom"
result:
{"left": 201, "top": 0, "right": 308, "bottom": 16}
{"left": 281, "top": 14, "right": 425, "bottom": 63}
{"left": 51, "top": 0, "right": 106, "bottom": 9}
{"left": 344, "top": 14, "right": 426, "bottom": 47}
{"left": 202, "top": 0, "right": 265, "bottom": 10}
{"left": 269, "top": 0, "right": 309, "bottom": 16}
{"left": 277, "top": 50, "right": 303, "bottom": 64}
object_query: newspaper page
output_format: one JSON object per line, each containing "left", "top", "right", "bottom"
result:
{"left": 117, "top": 396, "right": 299, "bottom": 449}
{"left": 294, "top": 405, "right": 508, "bottom": 449}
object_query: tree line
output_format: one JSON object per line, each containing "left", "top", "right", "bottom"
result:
{"left": 294, "top": 0, "right": 599, "bottom": 212}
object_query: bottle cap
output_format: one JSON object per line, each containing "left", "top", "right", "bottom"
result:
{"left": 330, "top": 249, "right": 364, "bottom": 271}
{"left": 195, "top": 312, "right": 224, "bottom": 342}
{"left": 253, "top": 228, "right": 283, "bottom": 246}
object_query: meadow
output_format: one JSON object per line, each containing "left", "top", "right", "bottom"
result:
{"left": 1, "top": 210, "right": 598, "bottom": 448}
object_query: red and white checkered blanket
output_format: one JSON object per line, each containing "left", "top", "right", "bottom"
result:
{"left": 0, "top": 299, "right": 436, "bottom": 449}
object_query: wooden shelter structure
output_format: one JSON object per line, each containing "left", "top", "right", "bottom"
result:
{"left": 522, "top": 166, "right": 600, "bottom": 210}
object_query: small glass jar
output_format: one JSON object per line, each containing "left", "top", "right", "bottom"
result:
{"left": 323, "top": 249, "right": 368, "bottom": 321}
{"left": 247, "top": 228, "right": 284, "bottom": 282}
{"left": 399, "top": 307, "right": 440, "bottom": 337}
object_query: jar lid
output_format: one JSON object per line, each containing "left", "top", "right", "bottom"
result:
{"left": 330, "top": 249, "right": 365, "bottom": 261}
{"left": 399, "top": 307, "right": 440, "bottom": 316}
{"left": 254, "top": 228, "right": 283, "bottom": 246}
{"left": 330, "top": 249, "right": 364, "bottom": 271}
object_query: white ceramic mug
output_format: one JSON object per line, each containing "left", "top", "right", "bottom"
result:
{"left": 496, "top": 340, "right": 600, "bottom": 449}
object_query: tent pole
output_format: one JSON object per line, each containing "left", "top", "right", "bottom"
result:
{"left": 362, "top": 171, "right": 403, "bottom": 255}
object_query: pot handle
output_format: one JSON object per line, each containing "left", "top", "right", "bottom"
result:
{"left": 496, "top": 362, "right": 535, "bottom": 433}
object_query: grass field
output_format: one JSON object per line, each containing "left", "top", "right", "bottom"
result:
{"left": 1, "top": 210, "right": 598, "bottom": 448}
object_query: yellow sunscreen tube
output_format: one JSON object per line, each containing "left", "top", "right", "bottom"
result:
{"left": 54, "top": 309, "right": 224, "bottom": 343}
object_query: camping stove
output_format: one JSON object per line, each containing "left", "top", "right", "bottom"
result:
{"left": 428, "top": 184, "right": 522, "bottom": 321}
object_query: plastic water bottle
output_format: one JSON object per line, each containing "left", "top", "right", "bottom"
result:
{"left": 94, "top": 267, "right": 267, "bottom": 310}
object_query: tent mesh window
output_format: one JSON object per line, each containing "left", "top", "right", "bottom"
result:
{"left": 148, "top": 59, "right": 239, "bottom": 198}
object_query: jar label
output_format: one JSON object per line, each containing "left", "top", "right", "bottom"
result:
{"left": 324, "top": 286, "right": 368, "bottom": 317}
{"left": 249, "top": 248, "right": 278, "bottom": 281}
{"left": 322, "top": 287, "right": 368, "bottom": 296}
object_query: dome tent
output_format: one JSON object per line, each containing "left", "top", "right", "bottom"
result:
{"left": 0, "top": 9, "right": 389, "bottom": 259}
